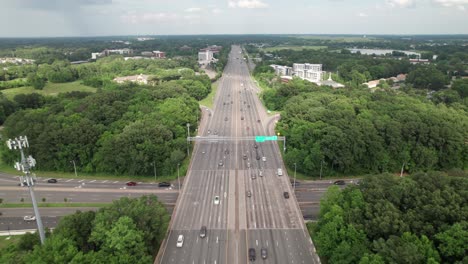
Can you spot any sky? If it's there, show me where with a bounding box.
[0,0,467,37]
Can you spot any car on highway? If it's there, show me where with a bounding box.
[176,235,184,248]
[261,248,268,259]
[251,174,256,179]
[243,154,247,160]
[23,215,36,221]
[126,181,137,186]
[225,149,230,154]
[256,155,260,160]
[246,190,251,197]
[249,248,256,261]
[214,196,220,205]
[262,157,266,162]
[218,160,223,166]
[225,117,228,121]
[334,180,346,185]
[283,192,290,199]
[241,116,244,120]
[200,226,207,238]
[257,119,261,123]
[253,144,258,149]
[277,168,283,176]
[47,178,57,183]
[207,129,211,134]
[259,170,263,177]
[247,162,251,168]
[158,182,171,187]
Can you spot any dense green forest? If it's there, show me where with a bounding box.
[0,196,169,264]
[311,172,468,264]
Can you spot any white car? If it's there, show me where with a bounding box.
[214,196,220,205]
[176,235,184,248]
[262,157,266,162]
[23,215,36,221]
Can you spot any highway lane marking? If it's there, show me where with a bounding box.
[66,179,73,182]
[78,180,84,183]
[101,180,108,183]
[89,180,96,183]
[113,181,119,183]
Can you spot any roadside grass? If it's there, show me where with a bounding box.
[263,45,327,52]
[2,81,97,99]
[0,235,22,250]
[0,152,190,183]
[199,82,218,109]
[0,203,109,208]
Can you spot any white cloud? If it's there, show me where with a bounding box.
[432,0,468,10]
[386,0,415,8]
[358,12,368,17]
[228,0,268,9]
[121,12,179,24]
[185,7,202,12]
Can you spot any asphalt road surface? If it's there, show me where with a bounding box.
[157,46,321,264]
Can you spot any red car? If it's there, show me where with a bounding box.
[126,181,137,186]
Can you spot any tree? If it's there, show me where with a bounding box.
[435,222,468,262]
[24,235,79,264]
[406,66,448,90]
[54,210,97,252]
[452,79,468,98]
[27,73,46,90]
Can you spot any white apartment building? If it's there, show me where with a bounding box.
[270,64,293,76]
[293,63,323,83]
[198,50,214,62]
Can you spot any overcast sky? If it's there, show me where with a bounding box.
[0,0,467,37]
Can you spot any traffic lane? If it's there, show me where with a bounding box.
[1,174,174,190]
[247,229,318,264]
[0,188,178,204]
[300,204,320,220]
[160,230,228,263]
[0,216,60,231]
[0,207,99,217]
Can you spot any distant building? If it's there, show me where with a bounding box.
[113,74,149,85]
[153,51,166,58]
[198,50,216,65]
[137,37,155,41]
[409,58,430,65]
[363,79,385,88]
[0,57,35,65]
[270,64,293,76]
[92,48,133,60]
[293,63,323,83]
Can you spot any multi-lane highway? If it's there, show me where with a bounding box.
[157,45,320,264]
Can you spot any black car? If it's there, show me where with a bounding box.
[253,144,258,149]
[283,192,290,199]
[256,155,260,160]
[334,180,346,185]
[47,178,57,183]
[200,226,207,238]
[249,248,256,261]
[158,182,171,187]
[243,154,248,160]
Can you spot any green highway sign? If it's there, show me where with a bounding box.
[255,136,278,142]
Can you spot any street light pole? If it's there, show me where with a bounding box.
[153,161,157,181]
[6,136,45,245]
[71,160,78,177]
[177,163,181,191]
[319,160,324,180]
[293,163,297,193]
[186,123,190,157]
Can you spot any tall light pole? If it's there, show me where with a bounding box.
[177,163,181,190]
[152,161,157,181]
[186,123,190,157]
[293,163,297,193]
[6,136,45,244]
[319,160,324,180]
[70,160,78,177]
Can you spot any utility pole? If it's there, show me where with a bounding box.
[400,162,405,177]
[177,163,181,191]
[70,160,78,177]
[153,161,157,181]
[319,160,324,180]
[6,136,45,244]
[186,123,190,157]
[293,163,297,193]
